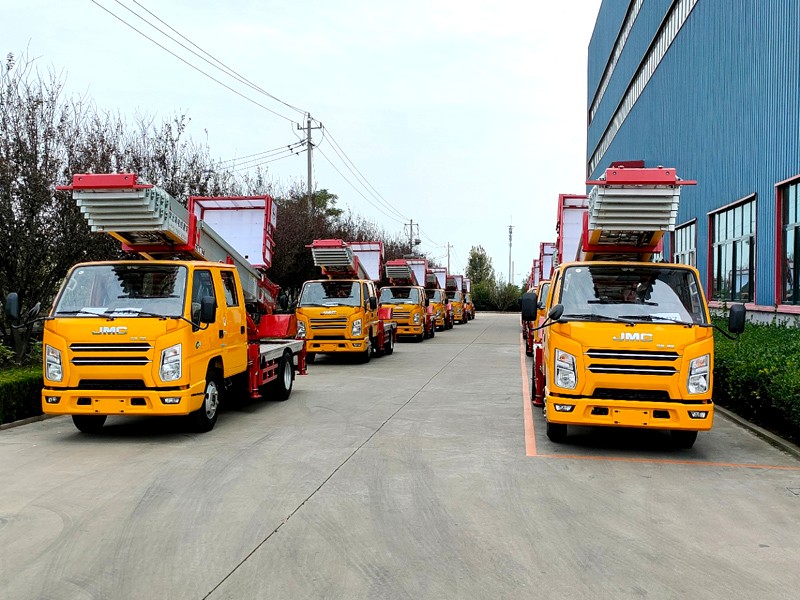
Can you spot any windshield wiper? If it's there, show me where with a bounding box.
[617,314,706,327]
[107,309,174,319]
[560,313,636,325]
[54,309,106,317]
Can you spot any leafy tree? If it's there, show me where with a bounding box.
[466,245,495,286]
[491,282,522,312]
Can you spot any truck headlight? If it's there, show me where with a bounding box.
[352,319,362,337]
[45,345,63,382]
[688,354,710,394]
[555,349,577,389]
[413,313,421,324]
[436,310,442,318]
[296,320,306,339]
[160,343,182,382]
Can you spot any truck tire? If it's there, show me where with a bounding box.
[429,325,435,338]
[384,332,395,355]
[306,352,316,364]
[191,369,221,432]
[670,430,698,449]
[546,421,567,443]
[269,351,294,401]
[72,415,107,433]
[358,338,372,363]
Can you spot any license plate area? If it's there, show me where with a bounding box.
[611,408,651,426]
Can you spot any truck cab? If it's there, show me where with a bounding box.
[295,239,396,363]
[446,289,466,324]
[379,285,432,341]
[425,288,452,330]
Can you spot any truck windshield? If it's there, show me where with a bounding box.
[53,264,187,317]
[299,281,361,307]
[426,289,443,303]
[380,287,419,304]
[557,265,707,324]
[446,291,462,302]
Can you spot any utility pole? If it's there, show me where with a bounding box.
[297,113,322,212]
[446,242,453,272]
[508,220,514,285]
[404,219,421,255]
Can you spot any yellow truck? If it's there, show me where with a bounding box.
[462,277,475,320]
[380,258,435,341]
[425,267,453,331]
[5,173,306,433]
[295,240,397,363]
[522,166,745,448]
[446,274,468,324]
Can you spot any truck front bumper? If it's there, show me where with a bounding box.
[42,381,206,417]
[395,324,423,336]
[305,338,368,354]
[544,396,714,431]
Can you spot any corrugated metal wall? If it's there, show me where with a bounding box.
[587,0,800,307]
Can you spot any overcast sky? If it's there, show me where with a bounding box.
[5,0,602,283]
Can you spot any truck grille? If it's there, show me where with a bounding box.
[310,317,347,330]
[77,379,146,390]
[588,364,677,376]
[591,388,673,402]
[586,349,678,361]
[586,347,678,376]
[69,342,152,366]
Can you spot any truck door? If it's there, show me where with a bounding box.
[363,281,377,337]
[219,269,248,376]
[190,268,220,381]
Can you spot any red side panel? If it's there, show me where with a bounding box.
[257,314,298,339]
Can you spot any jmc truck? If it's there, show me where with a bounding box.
[5,173,306,433]
[522,166,745,448]
[380,258,435,341]
[295,239,397,362]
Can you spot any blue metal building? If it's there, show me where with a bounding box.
[587,0,800,319]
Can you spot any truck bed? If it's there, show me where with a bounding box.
[258,339,304,361]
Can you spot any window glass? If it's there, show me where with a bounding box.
[781,181,800,304]
[220,271,239,307]
[711,198,755,302]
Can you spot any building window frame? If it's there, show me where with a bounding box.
[709,195,756,303]
[777,174,800,305]
[672,219,697,267]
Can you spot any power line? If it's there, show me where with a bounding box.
[315,146,406,225]
[227,147,307,174]
[321,127,408,221]
[129,0,307,117]
[90,0,299,123]
[217,141,306,169]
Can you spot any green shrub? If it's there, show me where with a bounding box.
[0,366,43,425]
[713,318,800,444]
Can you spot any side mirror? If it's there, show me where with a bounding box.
[369,296,378,310]
[728,303,746,334]
[548,304,564,321]
[200,296,217,323]
[5,292,20,320]
[521,292,538,321]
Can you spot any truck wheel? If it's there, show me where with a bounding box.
[306,352,316,364]
[270,351,294,401]
[384,332,395,355]
[546,421,567,443]
[429,325,435,338]
[191,370,221,432]
[359,338,372,363]
[72,415,107,433]
[670,430,698,449]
